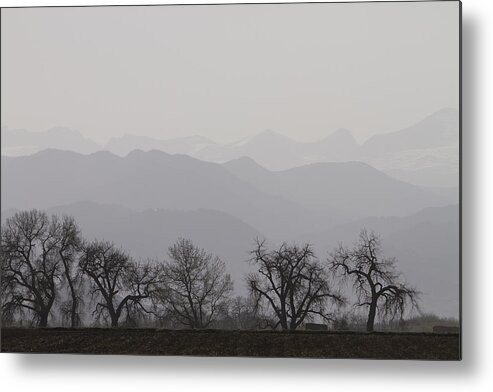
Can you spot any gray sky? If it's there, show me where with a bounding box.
[1,2,459,144]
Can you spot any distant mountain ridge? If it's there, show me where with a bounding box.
[2,148,456,241]
[1,109,460,318]
[361,108,459,154]
[1,108,459,187]
[105,134,216,157]
[1,149,322,240]
[224,157,457,217]
[359,108,459,187]
[1,126,101,156]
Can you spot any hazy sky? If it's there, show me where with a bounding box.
[1,2,459,144]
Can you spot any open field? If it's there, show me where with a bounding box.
[1,328,460,360]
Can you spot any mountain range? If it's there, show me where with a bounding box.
[1,126,100,156]
[0,108,460,317]
[1,149,456,240]
[1,108,459,187]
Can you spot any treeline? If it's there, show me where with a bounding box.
[1,210,419,332]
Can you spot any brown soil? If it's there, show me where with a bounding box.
[1,328,460,360]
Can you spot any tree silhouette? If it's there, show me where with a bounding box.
[162,238,233,329]
[247,239,343,330]
[1,211,64,327]
[79,240,161,327]
[328,229,420,332]
[56,215,84,327]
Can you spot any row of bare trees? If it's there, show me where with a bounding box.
[1,210,419,331]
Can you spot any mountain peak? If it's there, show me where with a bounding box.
[251,129,291,142]
[229,130,294,148]
[250,129,290,140]
[258,129,282,136]
[33,148,83,158]
[125,148,171,159]
[362,107,459,154]
[45,127,82,137]
[223,156,267,171]
[332,127,351,136]
[322,128,356,143]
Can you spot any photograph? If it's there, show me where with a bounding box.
[1,0,460,360]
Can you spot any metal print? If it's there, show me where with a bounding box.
[0,1,461,359]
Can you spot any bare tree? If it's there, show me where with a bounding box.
[328,229,420,332]
[247,239,343,330]
[121,261,164,326]
[79,240,162,327]
[226,295,263,330]
[1,211,62,327]
[162,238,233,329]
[56,215,84,327]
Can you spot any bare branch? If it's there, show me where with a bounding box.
[328,229,420,331]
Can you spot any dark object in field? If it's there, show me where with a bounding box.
[433,325,460,334]
[304,323,328,331]
[1,328,460,360]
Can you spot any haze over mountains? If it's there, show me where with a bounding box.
[1,126,100,156]
[1,147,459,317]
[1,149,456,236]
[0,108,460,317]
[1,108,459,187]
[105,134,216,157]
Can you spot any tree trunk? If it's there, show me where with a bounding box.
[70,298,78,328]
[111,316,119,328]
[67,275,79,328]
[110,309,119,327]
[38,312,49,327]
[280,317,288,330]
[279,305,288,330]
[61,258,79,328]
[366,301,377,332]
